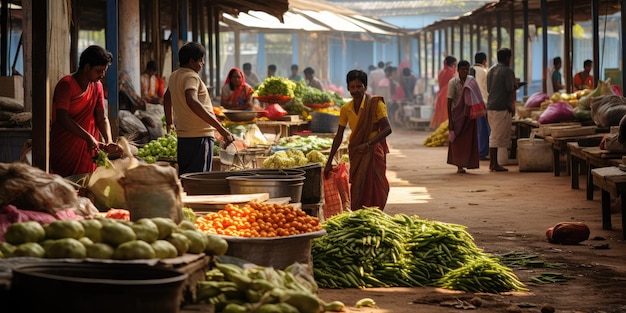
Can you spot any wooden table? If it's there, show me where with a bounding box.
[591,166,626,239]
[256,120,310,139]
[568,142,623,200]
[545,133,607,177]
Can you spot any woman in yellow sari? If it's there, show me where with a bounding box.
[324,70,392,211]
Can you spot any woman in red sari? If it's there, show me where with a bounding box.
[50,45,116,177]
[220,68,254,110]
[324,70,392,211]
[430,56,457,129]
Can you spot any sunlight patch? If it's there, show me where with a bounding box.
[387,186,431,204]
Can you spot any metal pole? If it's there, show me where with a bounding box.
[542,0,548,93]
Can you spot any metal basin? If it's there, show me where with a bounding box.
[222,109,264,122]
[227,175,305,202]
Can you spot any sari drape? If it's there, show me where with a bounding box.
[50,76,103,177]
[221,68,254,110]
[430,65,457,129]
[447,78,480,169]
[348,96,390,211]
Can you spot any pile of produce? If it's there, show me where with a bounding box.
[255,77,296,99]
[197,261,346,313]
[137,131,178,163]
[274,135,333,154]
[424,120,449,147]
[302,88,333,107]
[0,217,229,259]
[262,149,327,169]
[195,202,322,237]
[312,208,527,293]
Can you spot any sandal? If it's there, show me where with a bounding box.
[457,168,466,174]
[490,166,509,172]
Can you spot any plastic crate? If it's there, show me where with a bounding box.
[0,128,31,163]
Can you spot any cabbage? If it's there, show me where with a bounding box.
[538,101,575,124]
[525,92,549,108]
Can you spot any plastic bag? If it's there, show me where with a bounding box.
[244,124,269,146]
[524,92,549,108]
[322,162,350,219]
[323,169,342,219]
[263,103,287,120]
[86,137,138,210]
[538,101,575,124]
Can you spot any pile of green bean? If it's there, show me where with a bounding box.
[312,208,527,293]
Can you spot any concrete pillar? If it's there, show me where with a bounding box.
[119,0,140,88]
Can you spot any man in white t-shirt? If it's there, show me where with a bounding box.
[368,61,385,95]
[470,52,490,160]
[163,42,234,175]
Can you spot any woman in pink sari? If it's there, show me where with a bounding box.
[221,68,254,110]
[50,45,116,177]
[430,56,457,129]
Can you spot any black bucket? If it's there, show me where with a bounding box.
[10,263,188,313]
[180,171,251,195]
[294,163,323,204]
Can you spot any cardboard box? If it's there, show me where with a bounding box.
[0,76,24,102]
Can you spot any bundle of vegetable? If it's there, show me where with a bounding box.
[312,208,526,293]
[302,88,333,106]
[424,120,449,147]
[137,131,178,163]
[538,101,575,124]
[436,257,528,293]
[197,262,344,313]
[256,77,296,98]
[274,135,333,154]
[262,149,308,169]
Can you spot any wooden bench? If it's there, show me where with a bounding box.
[591,166,626,239]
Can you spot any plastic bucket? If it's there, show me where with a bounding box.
[10,263,188,313]
[227,175,305,202]
[517,138,553,172]
[420,105,433,119]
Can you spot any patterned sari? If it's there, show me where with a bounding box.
[348,96,390,211]
[50,75,104,177]
[221,68,254,110]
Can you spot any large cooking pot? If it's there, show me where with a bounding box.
[227,175,305,203]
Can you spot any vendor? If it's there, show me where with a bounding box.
[50,45,117,177]
[221,67,254,110]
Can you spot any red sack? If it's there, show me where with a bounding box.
[546,222,590,245]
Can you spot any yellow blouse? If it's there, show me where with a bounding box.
[339,96,388,140]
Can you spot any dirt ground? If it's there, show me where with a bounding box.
[316,127,626,313]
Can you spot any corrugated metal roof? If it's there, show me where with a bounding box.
[327,0,494,17]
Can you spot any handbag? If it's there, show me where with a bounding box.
[469,101,486,119]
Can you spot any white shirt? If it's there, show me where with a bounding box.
[472,63,489,102]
